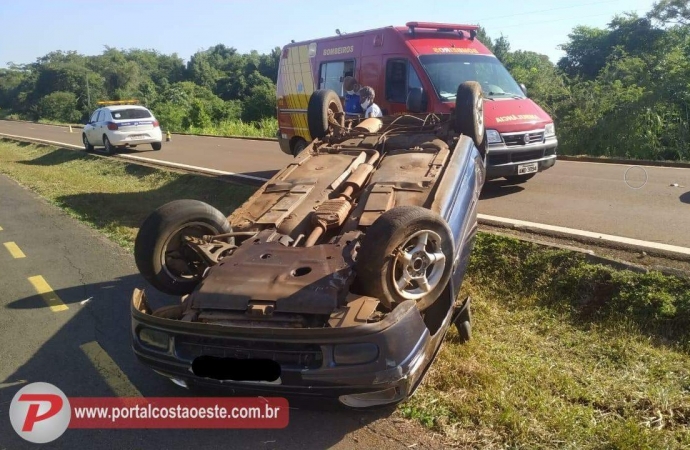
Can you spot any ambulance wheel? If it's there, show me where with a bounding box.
[454,81,485,148]
[308,89,344,139]
[292,138,307,156]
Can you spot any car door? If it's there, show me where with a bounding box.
[384,59,424,115]
[96,109,109,144]
[431,137,486,299]
[85,109,100,143]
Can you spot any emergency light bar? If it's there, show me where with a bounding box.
[406,22,479,39]
[96,99,139,105]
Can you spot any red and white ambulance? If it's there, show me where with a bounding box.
[276,22,557,183]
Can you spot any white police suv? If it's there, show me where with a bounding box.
[83,102,163,155]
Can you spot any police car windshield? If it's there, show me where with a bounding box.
[111,109,152,120]
[419,54,524,100]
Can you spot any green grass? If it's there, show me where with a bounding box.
[37,118,84,128]
[404,234,690,448]
[183,117,278,139]
[0,139,256,250]
[0,113,278,140]
[0,139,688,448]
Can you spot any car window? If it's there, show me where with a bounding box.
[110,109,152,120]
[319,60,355,95]
[386,59,423,103]
[90,110,100,123]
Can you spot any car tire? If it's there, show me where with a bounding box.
[152,142,162,151]
[134,200,232,296]
[355,206,454,312]
[454,81,485,149]
[292,138,307,156]
[103,135,115,155]
[307,89,344,140]
[82,134,94,152]
[504,173,536,184]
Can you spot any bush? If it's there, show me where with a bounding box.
[37,91,80,123]
[185,99,211,129]
[241,84,276,123]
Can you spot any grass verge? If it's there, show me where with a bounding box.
[2,115,278,139]
[404,233,690,448]
[0,140,688,448]
[0,139,256,250]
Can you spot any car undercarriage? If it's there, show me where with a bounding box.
[130,83,486,407]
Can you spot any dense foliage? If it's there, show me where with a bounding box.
[1,1,689,158]
[0,45,280,135]
[479,0,690,160]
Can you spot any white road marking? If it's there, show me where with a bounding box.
[117,153,270,182]
[0,132,270,182]
[0,132,83,150]
[558,159,690,171]
[3,131,689,256]
[478,214,690,257]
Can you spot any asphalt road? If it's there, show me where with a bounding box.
[0,174,441,450]
[2,120,689,248]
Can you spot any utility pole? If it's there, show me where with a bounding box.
[86,73,91,108]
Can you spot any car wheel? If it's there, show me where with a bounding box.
[103,135,115,155]
[134,200,232,295]
[307,89,344,140]
[454,81,485,149]
[355,206,454,312]
[292,138,307,156]
[82,134,94,152]
[504,173,536,184]
[151,142,162,151]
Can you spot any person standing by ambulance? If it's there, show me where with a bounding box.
[342,76,363,115]
[358,86,383,118]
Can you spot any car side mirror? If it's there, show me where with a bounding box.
[520,83,528,96]
[406,87,426,113]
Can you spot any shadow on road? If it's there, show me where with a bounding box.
[681,191,690,205]
[480,179,525,200]
[0,274,395,450]
[13,148,257,233]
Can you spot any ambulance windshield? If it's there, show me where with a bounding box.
[419,54,525,101]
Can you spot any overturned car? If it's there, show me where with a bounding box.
[130,82,487,408]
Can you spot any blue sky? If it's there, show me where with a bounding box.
[1,0,658,67]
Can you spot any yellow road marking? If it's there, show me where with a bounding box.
[0,226,3,231]
[80,341,142,397]
[4,242,26,259]
[27,276,69,312]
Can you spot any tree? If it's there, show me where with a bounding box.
[242,84,276,123]
[649,0,690,26]
[493,36,511,63]
[37,91,80,122]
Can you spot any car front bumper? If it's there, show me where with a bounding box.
[131,289,463,407]
[486,137,558,179]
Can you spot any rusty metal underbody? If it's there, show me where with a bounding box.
[161,117,458,328]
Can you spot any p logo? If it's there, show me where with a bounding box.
[9,382,71,443]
